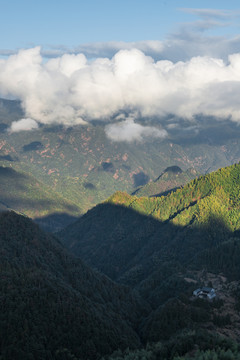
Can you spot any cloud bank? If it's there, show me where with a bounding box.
[1,46,240,139]
[9,118,39,133]
[105,117,168,142]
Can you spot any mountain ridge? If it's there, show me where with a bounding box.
[1,97,240,226]
[0,210,149,359]
[60,162,240,299]
[132,166,198,197]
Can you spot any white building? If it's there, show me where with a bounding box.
[193,287,216,300]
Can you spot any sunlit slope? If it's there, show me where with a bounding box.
[1,98,240,214]
[109,162,240,230]
[60,162,240,292]
[132,166,198,197]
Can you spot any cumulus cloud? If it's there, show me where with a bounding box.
[38,8,240,62]
[71,40,164,60]
[105,117,168,142]
[2,46,240,140]
[8,118,39,133]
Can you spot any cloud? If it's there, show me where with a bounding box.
[105,117,168,142]
[181,8,237,20]
[2,47,240,141]
[71,40,164,60]
[0,49,16,57]
[155,8,240,62]
[36,41,164,60]
[8,118,39,133]
[179,8,239,33]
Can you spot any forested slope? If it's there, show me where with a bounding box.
[59,162,240,356]
[0,165,80,231]
[132,166,198,197]
[0,211,147,360]
[61,162,240,287]
[3,161,240,359]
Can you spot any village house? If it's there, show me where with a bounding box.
[193,287,216,300]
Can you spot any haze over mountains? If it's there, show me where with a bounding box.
[1,97,240,231]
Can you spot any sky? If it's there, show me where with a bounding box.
[1,0,240,141]
[1,0,239,56]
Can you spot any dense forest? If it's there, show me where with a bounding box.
[59,162,240,356]
[2,162,240,359]
[60,162,240,287]
[0,211,148,359]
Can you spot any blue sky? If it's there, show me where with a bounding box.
[1,0,239,52]
[1,0,240,140]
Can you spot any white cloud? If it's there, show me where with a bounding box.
[180,8,237,20]
[41,40,164,60]
[105,117,168,142]
[2,47,240,140]
[9,118,39,133]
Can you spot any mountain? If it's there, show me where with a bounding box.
[102,332,240,360]
[2,98,240,226]
[3,164,240,359]
[0,165,80,231]
[60,162,240,343]
[0,211,149,360]
[132,166,198,197]
[60,162,240,286]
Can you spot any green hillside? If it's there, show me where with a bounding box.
[3,161,240,359]
[103,332,240,360]
[106,161,240,232]
[58,162,240,356]
[132,166,198,197]
[1,98,240,216]
[61,162,240,282]
[0,211,147,360]
[0,164,81,231]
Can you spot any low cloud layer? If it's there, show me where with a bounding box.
[105,117,168,142]
[1,46,240,140]
[9,118,39,133]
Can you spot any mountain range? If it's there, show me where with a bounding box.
[59,162,240,347]
[2,98,240,230]
[2,97,240,359]
[2,158,240,358]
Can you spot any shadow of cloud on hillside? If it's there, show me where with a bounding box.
[0,166,26,178]
[133,172,150,187]
[22,141,44,152]
[34,212,80,233]
[83,182,96,190]
[59,202,234,291]
[0,154,18,161]
[1,195,80,213]
[0,123,8,132]
[0,189,81,233]
[57,201,240,343]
